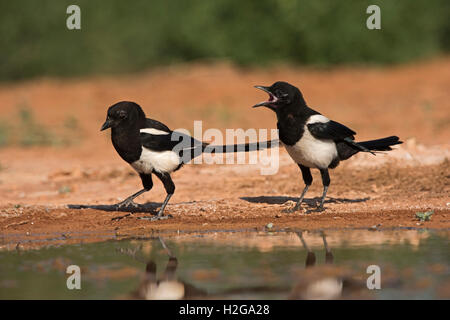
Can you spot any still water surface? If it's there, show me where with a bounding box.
[0,229,448,299]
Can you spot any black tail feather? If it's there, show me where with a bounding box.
[358,136,402,151]
[202,139,279,154]
[337,136,402,160]
[177,139,279,164]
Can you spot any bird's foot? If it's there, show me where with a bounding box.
[138,214,173,221]
[110,199,140,220]
[282,206,302,213]
[316,202,326,212]
[116,198,140,209]
[281,203,302,213]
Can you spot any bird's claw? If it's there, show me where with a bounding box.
[282,199,305,213]
[116,198,140,209]
[282,206,301,213]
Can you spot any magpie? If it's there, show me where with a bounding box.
[253,81,402,212]
[101,101,275,221]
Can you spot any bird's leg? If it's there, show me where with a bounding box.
[284,185,309,213]
[162,255,178,281]
[296,231,316,268]
[116,188,148,208]
[317,169,330,211]
[115,174,153,209]
[284,164,312,213]
[144,261,157,282]
[111,174,154,221]
[148,193,173,221]
[321,231,334,264]
[157,237,178,281]
[111,188,148,221]
[139,172,174,221]
[159,236,174,258]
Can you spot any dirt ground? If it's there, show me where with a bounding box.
[0,58,449,248]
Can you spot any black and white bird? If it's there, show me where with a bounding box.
[253,81,402,212]
[101,101,274,220]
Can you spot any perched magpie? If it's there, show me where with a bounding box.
[101,101,274,220]
[253,81,402,212]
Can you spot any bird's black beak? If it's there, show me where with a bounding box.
[100,118,112,131]
[252,86,278,108]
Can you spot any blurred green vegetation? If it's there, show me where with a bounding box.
[18,106,55,146]
[0,104,82,147]
[0,0,449,81]
[0,121,10,147]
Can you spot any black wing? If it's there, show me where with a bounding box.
[140,132,178,152]
[141,117,206,161]
[144,118,171,132]
[140,131,205,163]
[307,120,356,141]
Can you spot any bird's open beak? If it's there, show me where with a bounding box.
[100,118,112,131]
[252,86,278,108]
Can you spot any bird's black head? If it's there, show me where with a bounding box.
[100,101,146,131]
[252,81,305,111]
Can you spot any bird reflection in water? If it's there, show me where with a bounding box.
[122,233,368,300]
[289,231,345,300]
[126,237,207,300]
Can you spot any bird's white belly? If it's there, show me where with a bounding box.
[285,130,337,169]
[131,147,181,174]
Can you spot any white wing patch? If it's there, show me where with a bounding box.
[140,128,170,135]
[284,114,337,169]
[131,147,181,174]
[307,114,329,124]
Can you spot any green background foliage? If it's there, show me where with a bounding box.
[1,0,449,81]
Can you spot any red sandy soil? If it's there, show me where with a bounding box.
[0,58,449,248]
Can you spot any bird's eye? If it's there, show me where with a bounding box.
[277,91,290,103]
[118,110,127,119]
[275,90,287,98]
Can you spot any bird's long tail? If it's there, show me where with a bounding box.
[357,136,402,152]
[338,136,402,160]
[202,139,279,154]
[177,139,279,164]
